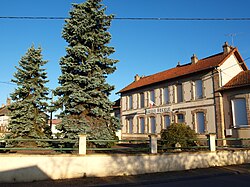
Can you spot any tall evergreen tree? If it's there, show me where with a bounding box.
[55,0,119,142]
[8,45,50,142]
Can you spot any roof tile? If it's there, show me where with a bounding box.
[119,49,236,93]
[222,70,250,89]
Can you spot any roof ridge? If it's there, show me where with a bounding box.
[119,48,240,93]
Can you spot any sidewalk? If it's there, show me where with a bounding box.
[1,164,250,187]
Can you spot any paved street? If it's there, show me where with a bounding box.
[1,164,250,187]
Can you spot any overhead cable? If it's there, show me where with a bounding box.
[1,16,250,21]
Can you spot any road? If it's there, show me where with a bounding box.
[1,164,250,187]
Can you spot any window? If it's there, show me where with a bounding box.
[163,115,171,129]
[150,90,155,103]
[164,87,169,104]
[139,117,145,133]
[195,80,203,99]
[150,117,156,134]
[176,84,183,103]
[129,95,133,110]
[177,114,184,123]
[196,112,205,133]
[127,118,133,133]
[231,98,248,127]
[140,93,145,108]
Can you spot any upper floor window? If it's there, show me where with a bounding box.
[150,90,155,103]
[231,98,248,127]
[195,80,203,99]
[164,87,169,104]
[149,90,155,107]
[140,92,145,108]
[129,95,133,110]
[176,84,183,103]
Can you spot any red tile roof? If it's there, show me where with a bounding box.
[119,48,245,93]
[220,70,250,90]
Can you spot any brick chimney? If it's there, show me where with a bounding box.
[6,98,11,106]
[191,54,198,64]
[134,74,140,81]
[223,42,231,54]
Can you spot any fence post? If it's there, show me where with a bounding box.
[149,134,158,154]
[207,133,216,152]
[78,134,87,155]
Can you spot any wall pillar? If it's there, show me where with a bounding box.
[78,134,87,155]
[149,134,158,154]
[207,133,216,152]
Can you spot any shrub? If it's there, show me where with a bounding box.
[160,123,197,148]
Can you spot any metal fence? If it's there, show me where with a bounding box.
[0,136,250,154]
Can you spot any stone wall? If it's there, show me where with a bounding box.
[0,149,250,183]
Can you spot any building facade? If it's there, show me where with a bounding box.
[219,70,250,141]
[118,43,248,140]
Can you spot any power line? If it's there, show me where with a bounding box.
[0,81,16,86]
[1,16,250,21]
[115,17,250,21]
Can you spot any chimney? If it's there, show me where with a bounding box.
[6,98,11,106]
[223,42,231,54]
[134,74,140,81]
[191,54,198,64]
[176,61,181,67]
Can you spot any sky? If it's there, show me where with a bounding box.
[1,0,250,107]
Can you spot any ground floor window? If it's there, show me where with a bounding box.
[231,98,248,127]
[127,118,133,133]
[139,117,145,133]
[176,113,185,124]
[150,116,156,134]
[196,112,205,133]
[163,115,171,129]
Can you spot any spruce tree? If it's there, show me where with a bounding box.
[55,0,119,143]
[8,45,50,144]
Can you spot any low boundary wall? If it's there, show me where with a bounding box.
[1,149,250,183]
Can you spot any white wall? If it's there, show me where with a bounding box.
[1,150,250,183]
[219,55,243,87]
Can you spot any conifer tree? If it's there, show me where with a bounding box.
[8,45,50,143]
[55,0,119,142]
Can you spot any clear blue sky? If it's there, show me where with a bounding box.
[1,0,250,106]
